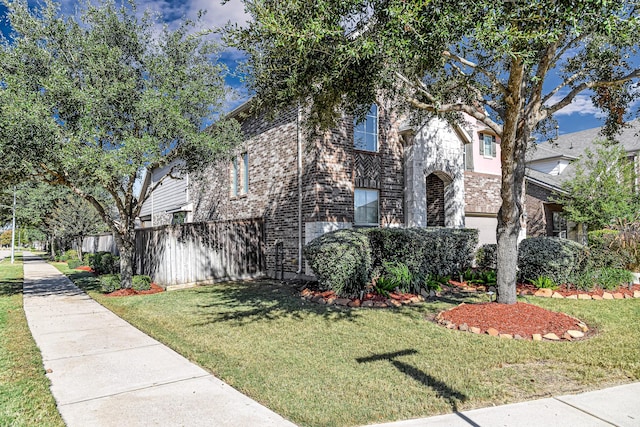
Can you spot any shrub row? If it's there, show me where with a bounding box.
[304,227,478,297]
[99,274,152,293]
[517,237,588,285]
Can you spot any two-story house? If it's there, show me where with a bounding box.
[139,101,503,279]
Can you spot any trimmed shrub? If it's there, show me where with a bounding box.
[416,228,478,277]
[132,275,152,291]
[367,227,478,279]
[86,252,120,275]
[518,237,588,285]
[100,274,121,293]
[476,244,497,270]
[366,228,425,275]
[587,229,628,269]
[304,229,372,297]
[67,259,83,269]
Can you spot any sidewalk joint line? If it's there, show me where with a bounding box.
[56,373,212,406]
[43,343,162,362]
[553,397,619,426]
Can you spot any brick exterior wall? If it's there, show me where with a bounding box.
[426,173,445,226]
[187,104,404,278]
[464,171,502,214]
[525,181,561,237]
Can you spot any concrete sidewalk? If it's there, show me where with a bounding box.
[22,253,639,427]
[22,253,297,427]
[364,382,640,426]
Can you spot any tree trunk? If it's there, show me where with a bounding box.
[114,230,135,289]
[496,58,527,304]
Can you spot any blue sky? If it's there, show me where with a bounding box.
[0,1,636,136]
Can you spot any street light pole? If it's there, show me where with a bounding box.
[10,187,16,264]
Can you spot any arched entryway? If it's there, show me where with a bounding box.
[426,172,448,227]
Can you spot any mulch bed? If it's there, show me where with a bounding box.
[516,282,640,298]
[105,283,164,297]
[437,302,586,339]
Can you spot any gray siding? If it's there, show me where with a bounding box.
[139,160,188,218]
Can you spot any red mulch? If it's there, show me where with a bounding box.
[439,302,583,339]
[75,266,94,272]
[105,283,164,297]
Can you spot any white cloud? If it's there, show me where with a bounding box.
[546,92,606,118]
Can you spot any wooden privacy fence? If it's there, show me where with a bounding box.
[134,219,266,287]
[81,233,120,255]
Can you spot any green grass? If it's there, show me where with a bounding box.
[0,255,64,427]
[55,262,640,427]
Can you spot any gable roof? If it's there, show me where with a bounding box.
[525,120,640,192]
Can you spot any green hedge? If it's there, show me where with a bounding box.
[304,227,478,296]
[303,229,372,297]
[132,275,152,291]
[416,228,478,277]
[99,274,121,293]
[67,259,83,269]
[85,252,120,275]
[518,237,588,285]
[476,244,497,270]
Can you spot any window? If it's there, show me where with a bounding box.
[231,157,239,197]
[230,152,249,197]
[354,189,379,225]
[171,211,186,225]
[354,104,378,152]
[479,133,496,158]
[552,211,567,238]
[242,152,249,194]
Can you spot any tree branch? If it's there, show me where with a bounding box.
[442,51,507,96]
[545,68,640,116]
[408,97,503,136]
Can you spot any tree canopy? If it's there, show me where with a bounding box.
[0,0,241,287]
[228,0,640,303]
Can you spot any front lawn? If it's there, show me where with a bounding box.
[0,256,64,427]
[55,263,640,427]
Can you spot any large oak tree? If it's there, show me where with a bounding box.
[227,0,640,303]
[0,0,241,288]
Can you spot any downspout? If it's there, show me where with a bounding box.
[296,104,304,275]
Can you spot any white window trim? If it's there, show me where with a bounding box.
[354,104,379,153]
[354,188,380,226]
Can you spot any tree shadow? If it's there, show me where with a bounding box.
[356,349,468,413]
[189,280,362,326]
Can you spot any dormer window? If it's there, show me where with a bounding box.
[354,104,378,152]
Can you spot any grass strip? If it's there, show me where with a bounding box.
[0,255,64,427]
[55,262,640,427]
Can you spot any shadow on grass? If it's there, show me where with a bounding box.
[191,280,363,326]
[357,349,469,413]
[0,254,23,296]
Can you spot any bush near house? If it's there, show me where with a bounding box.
[476,243,497,270]
[100,274,152,293]
[518,237,588,285]
[305,227,478,297]
[303,229,372,297]
[85,252,120,275]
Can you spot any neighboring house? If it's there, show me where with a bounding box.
[525,120,640,242]
[139,101,503,279]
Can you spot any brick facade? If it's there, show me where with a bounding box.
[464,171,502,214]
[525,181,561,237]
[187,105,404,278]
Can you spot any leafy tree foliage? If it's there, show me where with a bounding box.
[555,144,640,230]
[46,195,109,260]
[0,0,241,287]
[227,0,640,303]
